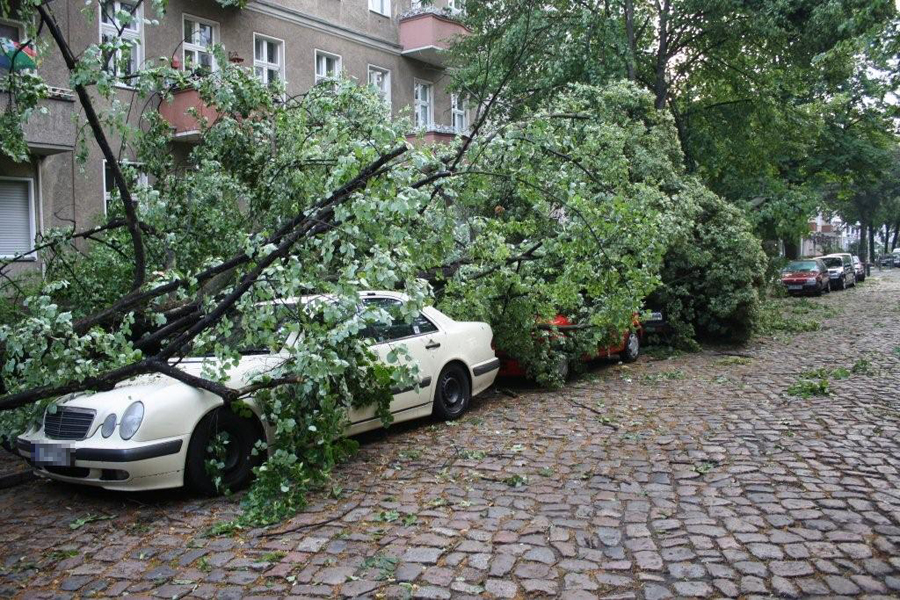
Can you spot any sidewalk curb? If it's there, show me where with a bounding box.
[0,469,34,490]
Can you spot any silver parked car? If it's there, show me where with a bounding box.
[819,254,856,290]
[851,255,866,282]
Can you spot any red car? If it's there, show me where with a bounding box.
[497,314,642,379]
[781,258,830,296]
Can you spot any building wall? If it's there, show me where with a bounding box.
[2,0,462,275]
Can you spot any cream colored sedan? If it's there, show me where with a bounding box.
[17,292,499,493]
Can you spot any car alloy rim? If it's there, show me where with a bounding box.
[628,334,639,356]
[442,375,462,408]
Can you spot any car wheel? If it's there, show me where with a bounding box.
[432,363,471,421]
[836,279,844,290]
[814,283,823,297]
[185,407,262,496]
[621,332,640,363]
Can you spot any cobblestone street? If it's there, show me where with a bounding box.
[2,271,899,600]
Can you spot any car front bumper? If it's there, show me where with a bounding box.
[17,433,189,491]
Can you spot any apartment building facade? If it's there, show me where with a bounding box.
[0,0,468,275]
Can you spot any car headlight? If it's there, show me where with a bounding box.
[101,413,117,438]
[119,402,144,440]
[805,277,817,284]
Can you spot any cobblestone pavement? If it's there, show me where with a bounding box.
[2,271,900,600]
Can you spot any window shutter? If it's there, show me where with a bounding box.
[0,180,33,257]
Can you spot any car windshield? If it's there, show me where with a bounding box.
[785,261,817,272]
[821,257,843,268]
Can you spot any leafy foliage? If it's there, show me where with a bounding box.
[648,184,767,348]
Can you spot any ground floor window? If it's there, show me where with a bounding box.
[0,178,35,259]
[103,161,148,214]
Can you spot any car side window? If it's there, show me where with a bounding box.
[361,299,440,342]
[412,314,438,335]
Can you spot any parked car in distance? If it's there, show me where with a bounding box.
[851,256,866,282]
[497,314,642,380]
[17,292,500,494]
[780,258,831,296]
[879,253,896,268]
[819,254,856,290]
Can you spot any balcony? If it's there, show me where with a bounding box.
[399,7,468,67]
[406,124,465,145]
[158,88,219,143]
[0,87,77,156]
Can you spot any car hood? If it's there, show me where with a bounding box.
[782,272,815,278]
[58,355,284,412]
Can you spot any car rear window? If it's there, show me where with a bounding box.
[821,257,843,268]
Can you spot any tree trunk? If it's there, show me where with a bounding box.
[868,224,875,264]
[783,238,800,260]
[885,224,890,254]
[653,0,670,110]
[892,220,899,250]
[624,0,637,81]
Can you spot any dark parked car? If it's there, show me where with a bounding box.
[781,259,830,296]
[880,254,896,268]
[819,255,855,290]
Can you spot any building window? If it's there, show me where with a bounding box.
[447,0,464,13]
[103,161,148,214]
[451,94,467,133]
[414,80,433,129]
[183,15,218,73]
[0,21,20,40]
[253,34,284,86]
[369,0,390,16]
[367,65,391,105]
[0,178,35,259]
[315,50,341,84]
[99,0,142,80]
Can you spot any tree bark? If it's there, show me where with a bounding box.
[624,0,637,81]
[892,220,899,251]
[653,0,670,110]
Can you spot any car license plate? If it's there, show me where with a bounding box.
[648,311,663,322]
[32,443,73,466]
[788,285,802,290]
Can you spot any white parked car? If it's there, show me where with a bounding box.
[17,292,499,493]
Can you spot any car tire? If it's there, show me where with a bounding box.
[835,279,844,290]
[432,363,471,421]
[185,407,262,496]
[621,332,640,363]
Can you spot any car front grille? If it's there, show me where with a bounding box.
[43,406,95,440]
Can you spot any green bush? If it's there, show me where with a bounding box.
[648,182,767,348]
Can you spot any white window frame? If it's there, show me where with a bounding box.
[182,14,219,73]
[451,93,467,133]
[369,0,390,16]
[252,33,285,87]
[414,79,434,129]
[0,176,36,260]
[102,160,148,215]
[367,64,391,106]
[98,0,143,84]
[314,49,342,84]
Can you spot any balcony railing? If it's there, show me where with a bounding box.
[399,7,468,67]
[158,88,219,142]
[406,124,465,145]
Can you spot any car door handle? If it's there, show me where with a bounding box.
[425,341,441,350]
